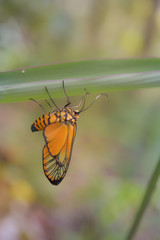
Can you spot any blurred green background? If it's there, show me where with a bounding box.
[0,0,160,239]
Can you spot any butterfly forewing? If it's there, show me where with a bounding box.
[42,123,77,185]
[43,123,68,157]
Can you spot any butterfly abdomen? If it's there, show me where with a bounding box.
[31,111,61,132]
[31,113,50,132]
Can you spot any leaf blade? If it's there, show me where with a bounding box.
[1,58,160,103]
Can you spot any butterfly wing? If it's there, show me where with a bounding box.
[42,123,77,185]
[43,122,68,157]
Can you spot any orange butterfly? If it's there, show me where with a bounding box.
[31,81,107,185]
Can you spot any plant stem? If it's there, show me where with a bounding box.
[126,157,160,240]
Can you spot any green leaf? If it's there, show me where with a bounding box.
[1,58,160,103]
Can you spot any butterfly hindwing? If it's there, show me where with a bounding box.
[42,123,77,185]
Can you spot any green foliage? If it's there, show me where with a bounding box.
[1,58,160,103]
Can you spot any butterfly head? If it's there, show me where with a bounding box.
[73,109,79,119]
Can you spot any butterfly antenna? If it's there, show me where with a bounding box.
[79,93,108,113]
[63,81,71,107]
[45,99,54,111]
[69,88,90,109]
[78,91,90,112]
[45,87,60,110]
[30,98,47,114]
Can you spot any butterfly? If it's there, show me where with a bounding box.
[31,81,107,185]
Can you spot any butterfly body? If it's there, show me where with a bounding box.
[31,107,79,132]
